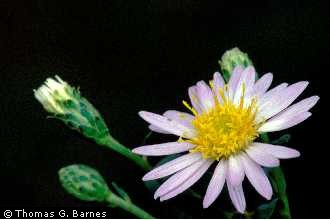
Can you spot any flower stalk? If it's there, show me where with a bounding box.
[106,192,154,219]
[97,135,151,171]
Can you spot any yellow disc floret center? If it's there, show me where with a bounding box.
[188,86,261,160]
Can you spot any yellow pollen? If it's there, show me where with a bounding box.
[185,84,262,160]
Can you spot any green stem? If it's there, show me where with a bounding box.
[98,135,151,171]
[260,133,292,218]
[280,195,291,218]
[106,193,154,219]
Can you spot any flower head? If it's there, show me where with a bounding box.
[34,76,109,142]
[34,76,71,114]
[133,66,319,213]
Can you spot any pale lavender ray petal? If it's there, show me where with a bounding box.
[233,66,256,105]
[270,95,319,119]
[160,159,213,201]
[252,142,300,159]
[163,110,195,129]
[227,182,246,214]
[203,160,227,208]
[139,111,195,138]
[228,66,244,99]
[252,73,273,97]
[259,111,312,132]
[258,83,288,107]
[213,72,225,103]
[133,142,194,156]
[257,81,309,121]
[242,66,257,89]
[142,153,202,181]
[227,155,245,186]
[188,86,203,113]
[148,124,170,134]
[245,144,280,167]
[240,153,273,200]
[259,95,319,132]
[196,81,215,111]
[154,159,205,199]
[244,72,273,105]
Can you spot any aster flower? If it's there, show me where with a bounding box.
[133,66,319,213]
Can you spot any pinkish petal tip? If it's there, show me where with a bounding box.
[138,111,147,118]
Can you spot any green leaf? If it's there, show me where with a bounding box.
[256,198,278,219]
[223,211,235,219]
[111,182,131,202]
[141,131,153,145]
[156,154,181,167]
[271,134,291,145]
[269,167,286,196]
[144,180,159,193]
[268,167,291,218]
[260,133,270,143]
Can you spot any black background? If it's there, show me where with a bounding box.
[0,0,327,218]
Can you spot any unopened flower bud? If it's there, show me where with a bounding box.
[34,76,109,141]
[58,164,111,202]
[219,47,253,81]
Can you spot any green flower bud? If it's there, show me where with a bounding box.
[219,47,253,81]
[58,164,111,202]
[34,76,109,141]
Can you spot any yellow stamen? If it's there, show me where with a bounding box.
[182,100,198,116]
[218,87,227,104]
[209,80,214,90]
[188,84,262,160]
[177,136,184,143]
[239,83,246,109]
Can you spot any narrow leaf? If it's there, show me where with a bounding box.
[256,198,278,218]
[111,182,131,202]
[271,134,291,145]
[268,167,291,218]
